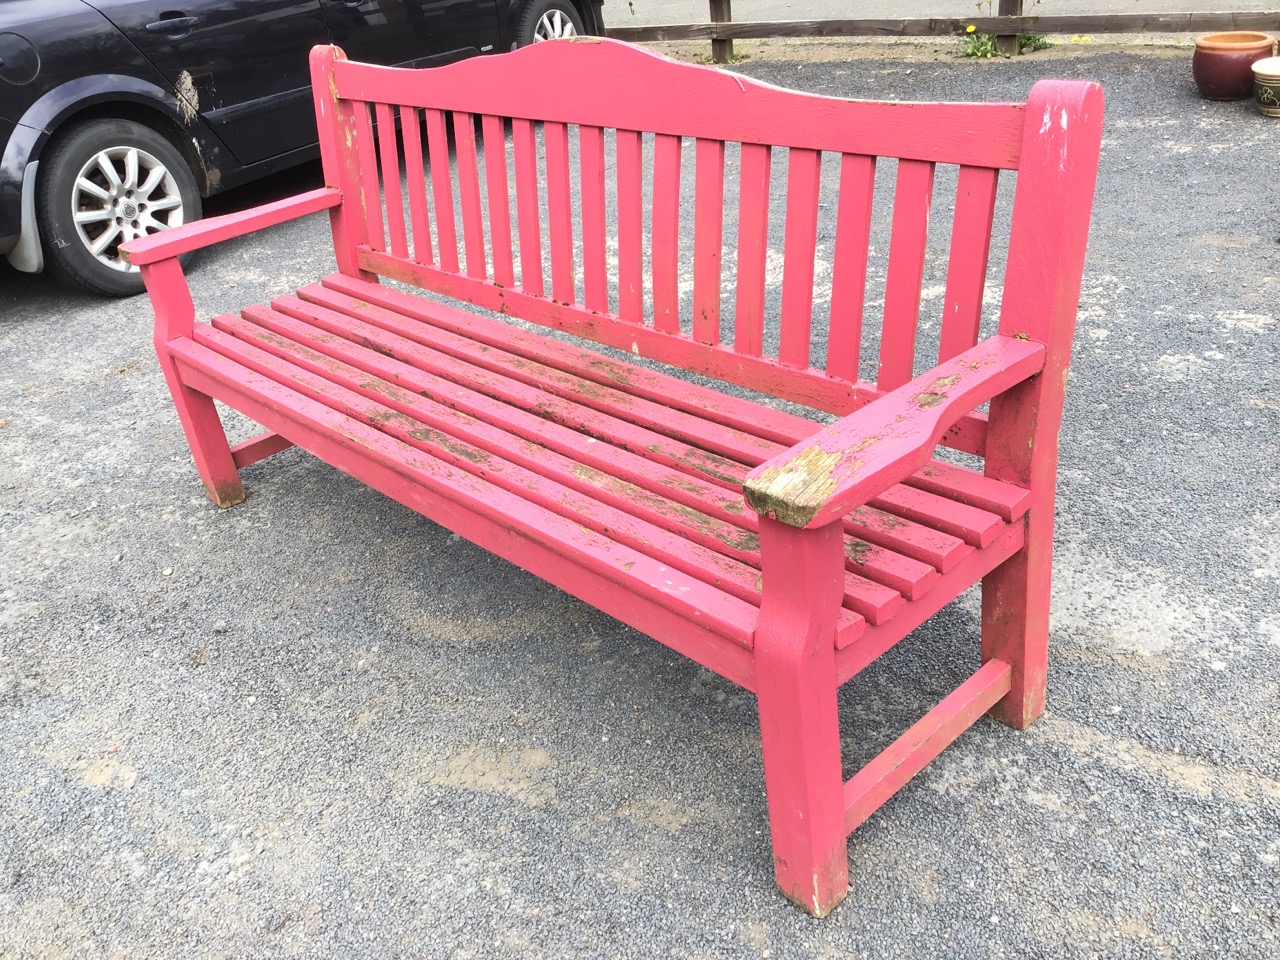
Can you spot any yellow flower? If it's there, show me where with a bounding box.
[966,24,976,33]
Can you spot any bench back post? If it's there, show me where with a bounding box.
[986,79,1104,494]
[310,45,376,281]
[980,78,1103,729]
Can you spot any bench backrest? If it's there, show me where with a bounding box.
[309,39,1102,460]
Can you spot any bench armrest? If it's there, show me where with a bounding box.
[743,336,1047,528]
[120,187,342,267]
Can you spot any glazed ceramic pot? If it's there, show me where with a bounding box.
[1253,56,1280,116]
[1193,31,1276,101]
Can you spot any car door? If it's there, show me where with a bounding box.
[321,0,502,69]
[86,1,332,167]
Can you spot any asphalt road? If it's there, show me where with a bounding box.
[2,43,1278,959]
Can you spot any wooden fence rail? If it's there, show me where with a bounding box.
[607,10,1280,63]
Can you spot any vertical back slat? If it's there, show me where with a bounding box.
[356,102,385,252]
[779,147,822,369]
[400,106,433,265]
[939,165,999,363]
[424,108,459,273]
[452,112,487,279]
[579,125,608,313]
[374,103,408,259]
[481,114,514,287]
[826,154,876,382]
[616,129,644,323]
[734,143,772,357]
[877,159,936,391]
[512,117,542,295]
[651,134,682,334]
[544,121,575,303]
[693,138,725,345]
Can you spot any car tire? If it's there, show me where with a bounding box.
[516,0,584,45]
[38,119,201,298]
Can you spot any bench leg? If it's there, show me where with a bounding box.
[158,359,245,509]
[754,519,848,917]
[980,528,1050,730]
[141,258,245,509]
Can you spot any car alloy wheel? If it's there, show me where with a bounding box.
[71,145,185,273]
[37,118,201,297]
[533,8,578,41]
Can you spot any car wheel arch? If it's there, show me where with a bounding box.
[46,101,211,196]
[12,78,214,196]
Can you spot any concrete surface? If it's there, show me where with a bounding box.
[1,42,1278,959]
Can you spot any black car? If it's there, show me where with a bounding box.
[0,0,603,296]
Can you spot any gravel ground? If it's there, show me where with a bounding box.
[2,43,1278,959]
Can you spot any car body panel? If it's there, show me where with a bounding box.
[0,116,17,253]
[87,0,332,166]
[322,0,502,67]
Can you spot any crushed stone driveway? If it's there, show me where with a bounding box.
[1,43,1278,959]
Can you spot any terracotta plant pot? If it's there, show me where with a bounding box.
[1193,31,1276,101]
[1253,56,1280,116]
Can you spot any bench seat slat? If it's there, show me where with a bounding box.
[214,307,906,625]
[299,286,781,465]
[167,338,761,681]
[316,276,1000,520]
[904,458,1030,522]
[303,278,995,573]
[295,289,1009,552]
[256,299,940,603]
[200,321,777,608]
[868,484,1004,549]
[320,273,819,444]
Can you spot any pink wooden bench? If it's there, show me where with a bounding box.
[123,39,1103,916]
